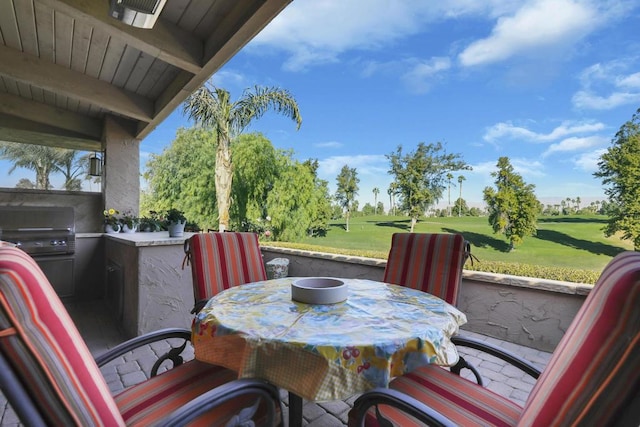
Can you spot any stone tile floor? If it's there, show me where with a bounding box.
[1,299,552,426]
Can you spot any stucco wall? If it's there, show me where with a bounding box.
[0,188,103,232]
[106,234,194,338]
[262,246,591,353]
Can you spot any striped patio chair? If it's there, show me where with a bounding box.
[184,232,267,314]
[383,232,485,382]
[383,232,469,306]
[349,250,640,426]
[0,246,281,426]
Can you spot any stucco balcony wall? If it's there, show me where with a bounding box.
[261,246,592,353]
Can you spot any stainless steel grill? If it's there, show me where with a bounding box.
[0,206,76,297]
[0,206,75,255]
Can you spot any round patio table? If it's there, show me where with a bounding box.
[192,277,467,426]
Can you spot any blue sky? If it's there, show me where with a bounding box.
[5,1,640,210]
[140,0,640,209]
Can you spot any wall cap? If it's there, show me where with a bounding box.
[261,245,593,296]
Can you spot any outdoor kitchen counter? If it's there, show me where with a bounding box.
[104,232,196,338]
[100,231,196,246]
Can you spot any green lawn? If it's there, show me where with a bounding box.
[289,214,633,275]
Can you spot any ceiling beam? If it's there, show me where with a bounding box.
[0,45,153,123]
[136,0,293,139]
[36,0,203,74]
[0,113,101,151]
[0,92,102,140]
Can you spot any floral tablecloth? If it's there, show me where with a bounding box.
[192,277,467,401]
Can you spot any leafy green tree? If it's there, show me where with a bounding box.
[15,178,35,189]
[231,133,279,229]
[183,84,302,232]
[594,108,640,250]
[376,201,384,215]
[266,155,323,241]
[362,203,375,216]
[468,207,483,217]
[301,159,332,237]
[335,165,359,232]
[452,197,468,217]
[143,127,218,230]
[483,157,539,251]
[387,142,470,232]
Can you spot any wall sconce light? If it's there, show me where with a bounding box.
[89,152,103,176]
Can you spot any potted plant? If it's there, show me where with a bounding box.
[120,210,139,233]
[103,208,121,233]
[164,208,187,237]
[139,211,163,232]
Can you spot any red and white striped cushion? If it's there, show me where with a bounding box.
[188,232,267,303]
[374,364,522,426]
[0,246,124,425]
[518,250,640,426]
[115,360,264,426]
[383,233,466,305]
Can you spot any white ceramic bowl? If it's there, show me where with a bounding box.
[291,277,348,304]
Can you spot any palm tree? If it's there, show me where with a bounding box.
[457,175,466,217]
[183,84,302,231]
[446,173,454,217]
[372,187,380,215]
[388,182,397,216]
[0,142,68,189]
[54,149,85,191]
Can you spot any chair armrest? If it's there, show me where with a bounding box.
[349,388,456,427]
[95,328,191,367]
[156,378,282,427]
[453,335,541,379]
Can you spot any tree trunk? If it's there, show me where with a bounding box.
[410,216,417,232]
[215,143,233,232]
[345,210,350,232]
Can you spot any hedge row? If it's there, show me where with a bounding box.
[264,242,600,284]
[463,260,599,285]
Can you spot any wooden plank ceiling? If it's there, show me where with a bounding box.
[0,0,291,151]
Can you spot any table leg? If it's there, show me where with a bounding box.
[288,391,303,427]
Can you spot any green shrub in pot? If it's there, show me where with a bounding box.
[164,208,187,237]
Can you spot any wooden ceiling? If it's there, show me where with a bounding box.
[0,0,292,151]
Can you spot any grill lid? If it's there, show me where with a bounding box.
[0,206,75,255]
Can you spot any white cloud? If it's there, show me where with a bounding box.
[618,72,640,88]
[542,135,608,157]
[572,60,640,110]
[458,0,597,67]
[484,121,605,143]
[318,154,387,177]
[574,148,607,172]
[248,1,530,71]
[510,158,546,177]
[572,90,640,110]
[401,57,452,93]
[209,70,247,88]
[314,141,343,149]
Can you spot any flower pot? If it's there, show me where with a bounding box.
[122,224,138,233]
[167,221,185,237]
[105,224,121,234]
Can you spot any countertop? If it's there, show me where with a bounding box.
[77,231,195,247]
